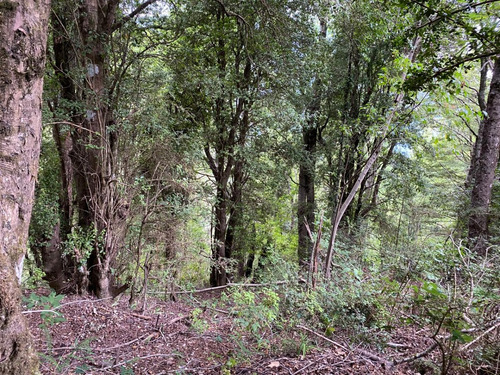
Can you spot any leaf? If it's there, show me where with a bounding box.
[268,361,280,368]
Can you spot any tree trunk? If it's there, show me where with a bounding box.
[468,57,500,255]
[0,0,50,371]
[297,21,327,265]
[210,184,228,286]
[465,59,489,194]
[297,125,317,264]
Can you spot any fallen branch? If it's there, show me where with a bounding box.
[296,324,350,352]
[167,314,190,325]
[130,312,152,320]
[297,324,393,368]
[171,281,288,295]
[100,353,181,371]
[460,319,500,352]
[95,332,158,352]
[386,342,411,349]
[392,342,439,365]
[22,297,114,315]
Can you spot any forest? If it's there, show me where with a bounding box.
[0,0,499,374]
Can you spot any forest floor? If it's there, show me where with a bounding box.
[26,288,442,374]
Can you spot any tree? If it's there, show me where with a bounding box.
[297,16,326,265]
[38,0,160,298]
[0,0,51,372]
[395,0,500,254]
[468,57,500,254]
[168,0,303,286]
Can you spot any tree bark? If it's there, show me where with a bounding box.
[297,124,318,264]
[465,58,489,191]
[0,0,50,371]
[468,57,500,255]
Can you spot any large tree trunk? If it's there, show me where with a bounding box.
[0,0,50,372]
[468,58,500,255]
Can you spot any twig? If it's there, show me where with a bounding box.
[171,281,288,295]
[23,297,113,315]
[386,342,410,349]
[95,332,157,352]
[460,319,500,352]
[130,312,152,320]
[292,355,328,375]
[393,342,439,365]
[100,353,180,371]
[297,325,393,368]
[296,325,349,352]
[167,314,190,325]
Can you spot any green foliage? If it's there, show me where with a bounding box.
[24,292,66,355]
[29,127,61,250]
[39,338,97,374]
[63,226,104,267]
[22,265,46,289]
[24,292,66,330]
[190,308,209,333]
[226,288,280,339]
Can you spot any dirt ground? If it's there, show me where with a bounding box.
[25,289,445,374]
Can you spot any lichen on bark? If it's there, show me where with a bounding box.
[0,0,51,372]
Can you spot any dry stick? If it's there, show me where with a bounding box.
[100,353,180,371]
[460,319,500,352]
[95,333,156,352]
[291,354,329,375]
[296,325,350,352]
[130,312,152,320]
[323,36,422,278]
[22,297,114,315]
[392,342,439,365]
[305,215,324,290]
[167,314,190,325]
[43,332,155,353]
[170,280,288,295]
[297,325,393,368]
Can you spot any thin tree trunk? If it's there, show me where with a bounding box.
[468,57,500,255]
[465,58,489,191]
[297,20,326,265]
[0,0,50,371]
[211,184,228,286]
[297,125,317,263]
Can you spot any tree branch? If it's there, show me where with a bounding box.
[112,0,159,31]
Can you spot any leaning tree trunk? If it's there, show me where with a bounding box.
[323,36,421,278]
[0,0,50,372]
[468,57,500,255]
